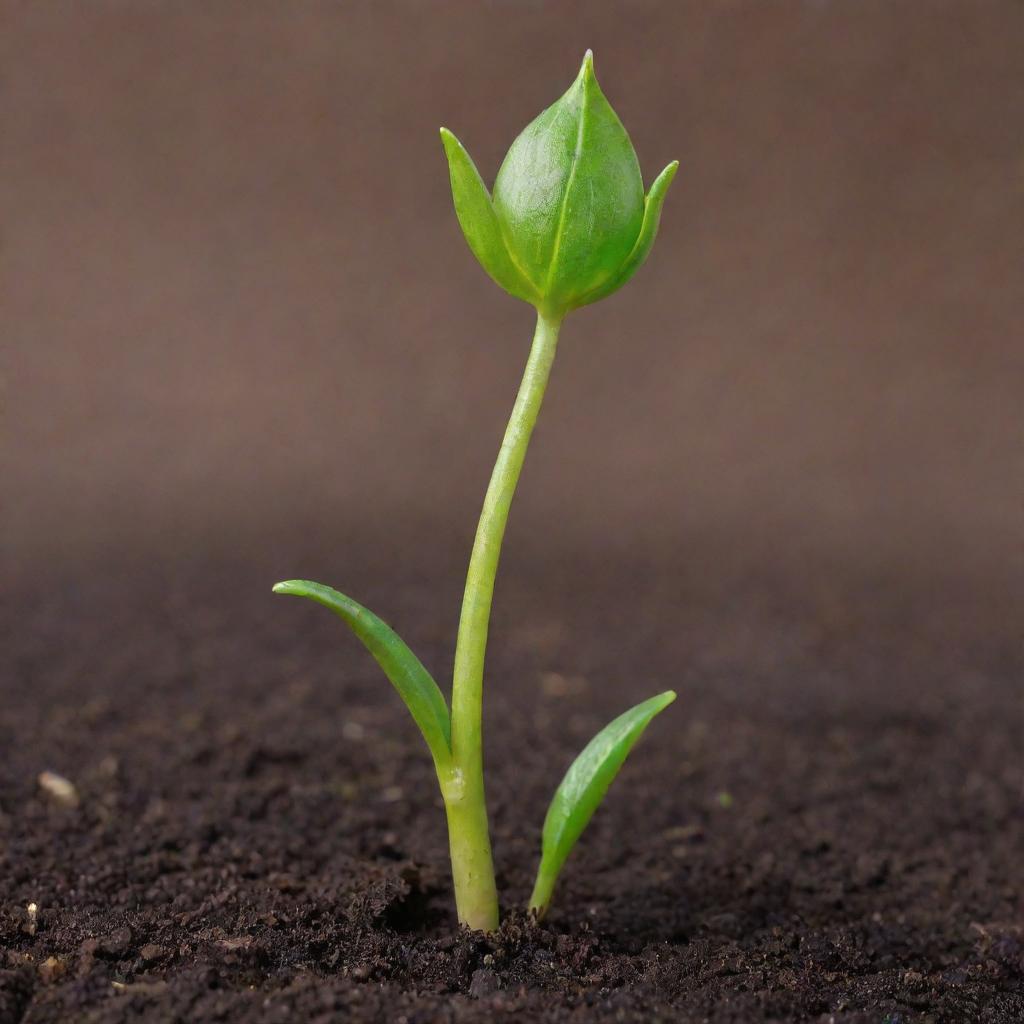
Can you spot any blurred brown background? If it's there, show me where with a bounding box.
[4,1,1022,612]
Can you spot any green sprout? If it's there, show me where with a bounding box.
[275,51,678,932]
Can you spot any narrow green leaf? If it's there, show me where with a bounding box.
[439,128,539,306]
[529,690,676,916]
[272,580,451,769]
[573,160,679,310]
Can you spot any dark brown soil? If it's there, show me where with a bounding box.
[2,550,1021,1023]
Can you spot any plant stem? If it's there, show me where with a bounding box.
[528,862,558,918]
[446,310,562,930]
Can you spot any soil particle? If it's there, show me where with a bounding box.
[97,928,133,958]
[138,944,165,964]
[36,772,79,809]
[468,967,501,998]
[36,957,65,984]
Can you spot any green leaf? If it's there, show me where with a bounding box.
[272,580,452,769]
[439,128,539,306]
[529,690,676,916]
[573,160,679,310]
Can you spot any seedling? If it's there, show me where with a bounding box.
[275,52,678,932]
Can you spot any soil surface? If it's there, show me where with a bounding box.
[2,551,1021,1022]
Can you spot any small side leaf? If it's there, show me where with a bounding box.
[439,127,539,306]
[529,690,676,916]
[573,160,679,310]
[273,580,451,769]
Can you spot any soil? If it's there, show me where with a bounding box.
[2,549,1021,1023]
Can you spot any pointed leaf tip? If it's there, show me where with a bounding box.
[271,578,452,769]
[440,128,538,305]
[577,49,597,92]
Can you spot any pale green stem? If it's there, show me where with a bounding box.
[445,310,562,930]
[528,862,558,919]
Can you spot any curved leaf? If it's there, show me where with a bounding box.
[439,128,539,306]
[529,690,676,916]
[272,579,451,769]
[573,160,679,310]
